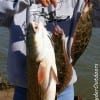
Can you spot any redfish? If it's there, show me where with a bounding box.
[26,22,58,100]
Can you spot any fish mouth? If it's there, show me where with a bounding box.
[27,22,39,35]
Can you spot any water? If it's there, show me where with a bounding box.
[0,27,100,99]
[0,27,9,79]
[74,28,100,100]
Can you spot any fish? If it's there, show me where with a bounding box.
[26,22,58,100]
[26,2,93,99]
[71,2,93,66]
[52,25,73,95]
[51,2,93,95]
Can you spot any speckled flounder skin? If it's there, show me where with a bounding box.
[71,3,93,66]
[52,3,93,95]
[52,32,73,95]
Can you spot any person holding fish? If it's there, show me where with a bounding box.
[0,0,91,100]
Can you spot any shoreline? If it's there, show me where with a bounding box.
[0,88,14,100]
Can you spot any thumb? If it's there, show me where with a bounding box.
[51,0,57,8]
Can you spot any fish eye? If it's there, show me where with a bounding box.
[34,26,38,30]
[33,23,39,32]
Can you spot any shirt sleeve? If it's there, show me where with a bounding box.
[0,0,31,27]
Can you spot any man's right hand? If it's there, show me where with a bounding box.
[37,0,57,7]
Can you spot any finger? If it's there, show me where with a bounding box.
[38,0,49,7]
[50,0,57,7]
[46,0,51,5]
[84,0,89,5]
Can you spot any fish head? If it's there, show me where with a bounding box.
[52,25,64,36]
[30,22,48,45]
[27,22,51,62]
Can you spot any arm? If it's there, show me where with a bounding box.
[0,0,32,16]
[0,0,57,27]
[0,0,57,15]
[0,0,31,27]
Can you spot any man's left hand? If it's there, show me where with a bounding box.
[37,0,57,7]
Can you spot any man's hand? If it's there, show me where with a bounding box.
[84,0,89,5]
[38,0,57,7]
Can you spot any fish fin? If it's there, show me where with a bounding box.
[50,67,58,84]
[47,34,55,47]
[45,67,58,92]
[38,61,46,85]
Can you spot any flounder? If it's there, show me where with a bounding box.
[71,3,93,66]
[52,2,93,95]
